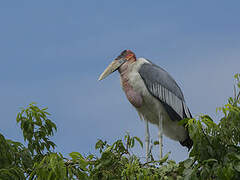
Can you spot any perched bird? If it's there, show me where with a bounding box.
[98,50,193,160]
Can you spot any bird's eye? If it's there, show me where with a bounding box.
[126,54,133,59]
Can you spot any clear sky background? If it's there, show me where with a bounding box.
[1,1,240,162]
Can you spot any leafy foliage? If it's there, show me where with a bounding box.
[184,73,240,179]
[0,74,240,179]
[16,103,56,156]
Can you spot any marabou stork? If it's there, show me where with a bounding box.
[98,50,193,160]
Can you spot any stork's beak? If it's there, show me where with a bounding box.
[98,59,126,81]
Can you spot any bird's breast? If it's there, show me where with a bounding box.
[120,72,143,108]
[119,60,151,109]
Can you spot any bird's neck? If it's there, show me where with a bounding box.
[118,59,135,76]
[118,61,133,78]
[118,61,135,91]
[118,63,129,86]
[118,60,143,108]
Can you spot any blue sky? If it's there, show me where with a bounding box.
[1,1,240,162]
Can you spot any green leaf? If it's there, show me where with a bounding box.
[133,136,143,148]
[69,152,83,160]
[183,158,194,168]
[234,161,240,172]
[202,158,217,164]
[178,118,189,126]
[159,152,170,164]
[153,141,159,145]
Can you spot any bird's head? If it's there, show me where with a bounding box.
[98,50,136,81]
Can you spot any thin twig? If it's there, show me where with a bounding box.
[234,85,236,102]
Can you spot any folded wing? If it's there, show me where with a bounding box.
[138,61,192,121]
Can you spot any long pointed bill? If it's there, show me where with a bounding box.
[98,59,126,81]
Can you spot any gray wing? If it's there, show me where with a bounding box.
[138,62,191,121]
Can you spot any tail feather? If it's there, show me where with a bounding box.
[180,106,193,151]
[179,134,193,151]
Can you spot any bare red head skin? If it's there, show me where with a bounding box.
[116,49,136,62]
[117,50,137,74]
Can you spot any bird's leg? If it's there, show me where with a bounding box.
[158,113,163,159]
[145,120,150,162]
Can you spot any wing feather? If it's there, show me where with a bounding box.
[138,62,192,120]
